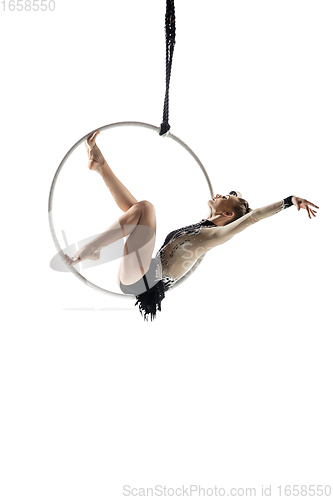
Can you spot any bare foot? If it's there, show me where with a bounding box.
[85,131,105,176]
[64,254,80,266]
[64,245,102,266]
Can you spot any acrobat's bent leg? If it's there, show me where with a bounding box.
[86,131,139,212]
[64,200,156,272]
[117,200,156,287]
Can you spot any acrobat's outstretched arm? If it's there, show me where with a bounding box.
[210,196,319,246]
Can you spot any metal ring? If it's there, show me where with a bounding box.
[48,121,214,298]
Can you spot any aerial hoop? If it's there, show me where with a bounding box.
[48,121,214,299]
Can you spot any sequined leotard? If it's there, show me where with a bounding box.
[119,218,216,296]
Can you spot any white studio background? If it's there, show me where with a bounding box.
[1,1,332,499]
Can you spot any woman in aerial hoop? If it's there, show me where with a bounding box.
[64,131,319,320]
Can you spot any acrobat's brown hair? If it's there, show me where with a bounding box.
[230,197,252,223]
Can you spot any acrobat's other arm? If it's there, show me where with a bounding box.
[210,195,319,246]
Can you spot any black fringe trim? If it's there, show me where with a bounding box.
[134,280,166,322]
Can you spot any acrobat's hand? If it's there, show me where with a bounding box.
[292,196,319,219]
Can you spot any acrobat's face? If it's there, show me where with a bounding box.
[208,194,239,215]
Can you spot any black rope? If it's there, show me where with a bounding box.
[159,0,176,136]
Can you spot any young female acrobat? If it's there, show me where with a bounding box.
[64,131,319,320]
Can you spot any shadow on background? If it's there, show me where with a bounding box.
[63,307,136,312]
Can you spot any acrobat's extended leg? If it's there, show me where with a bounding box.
[85,131,139,212]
